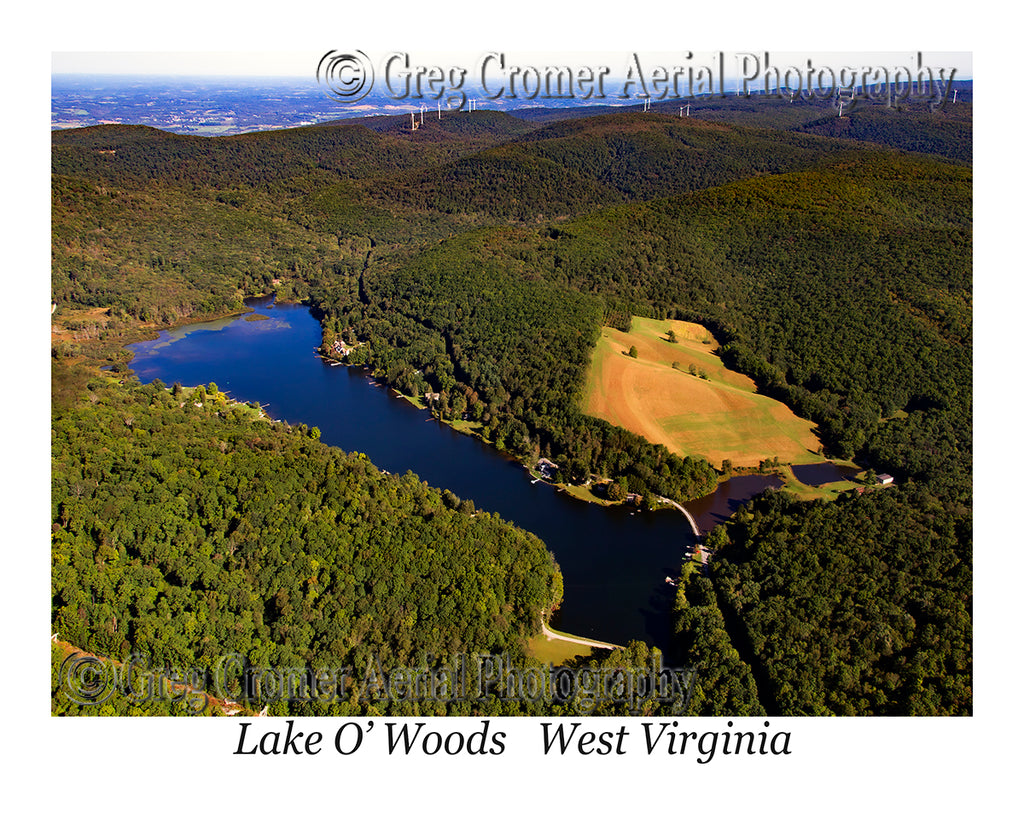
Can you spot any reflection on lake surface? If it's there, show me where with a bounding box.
[127,298,782,650]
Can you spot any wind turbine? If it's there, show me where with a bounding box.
[836,88,855,118]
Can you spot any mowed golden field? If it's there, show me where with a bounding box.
[582,317,823,469]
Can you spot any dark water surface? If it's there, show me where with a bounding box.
[127,299,777,649]
[687,474,784,532]
[790,461,859,486]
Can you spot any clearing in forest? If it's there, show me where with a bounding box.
[582,316,823,469]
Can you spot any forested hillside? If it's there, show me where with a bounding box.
[52,378,563,715]
[52,99,971,715]
[515,93,972,164]
[316,149,970,508]
[708,489,971,715]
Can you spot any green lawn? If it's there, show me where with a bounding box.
[526,634,594,665]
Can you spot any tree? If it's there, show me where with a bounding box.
[667,329,678,343]
[628,345,638,358]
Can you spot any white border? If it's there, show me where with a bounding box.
[14,2,1011,814]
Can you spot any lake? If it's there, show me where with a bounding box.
[127,298,781,650]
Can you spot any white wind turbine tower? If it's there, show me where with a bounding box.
[834,85,856,118]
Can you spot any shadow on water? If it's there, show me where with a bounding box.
[791,461,859,486]
[126,299,779,651]
[687,474,785,534]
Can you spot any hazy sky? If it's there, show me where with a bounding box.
[52,50,973,80]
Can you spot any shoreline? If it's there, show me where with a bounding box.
[316,349,850,537]
[116,299,864,541]
[336,358,717,524]
[539,611,621,652]
[118,291,297,359]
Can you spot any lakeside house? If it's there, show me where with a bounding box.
[536,458,559,480]
[876,473,895,486]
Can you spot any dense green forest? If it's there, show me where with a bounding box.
[670,559,766,716]
[707,489,971,715]
[52,94,971,715]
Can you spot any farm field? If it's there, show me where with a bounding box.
[582,317,825,469]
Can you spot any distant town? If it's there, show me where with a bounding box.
[55,73,972,136]
[52,74,625,135]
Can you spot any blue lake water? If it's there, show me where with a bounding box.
[127,298,780,650]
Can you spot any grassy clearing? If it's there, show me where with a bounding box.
[393,390,483,435]
[526,633,595,664]
[449,417,484,435]
[583,316,825,469]
[560,482,615,505]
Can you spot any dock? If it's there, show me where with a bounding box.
[657,496,702,538]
